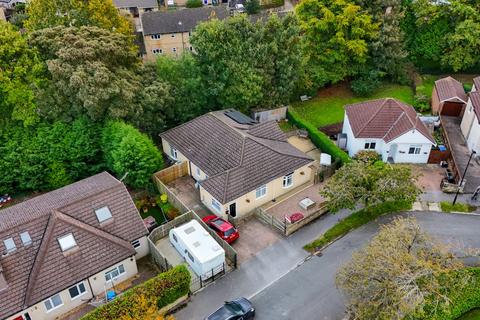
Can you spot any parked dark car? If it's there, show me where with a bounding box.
[205,298,255,320]
[202,215,240,244]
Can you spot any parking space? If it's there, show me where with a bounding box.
[232,218,282,265]
[412,164,444,192]
[155,236,198,279]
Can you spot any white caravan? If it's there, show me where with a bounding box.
[169,220,225,279]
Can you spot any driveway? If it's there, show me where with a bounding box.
[251,212,480,320]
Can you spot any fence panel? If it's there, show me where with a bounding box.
[285,203,329,236]
[147,238,171,272]
[152,174,189,214]
[254,208,286,235]
[154,161,188,184]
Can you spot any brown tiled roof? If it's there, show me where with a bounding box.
[434,76,467,103]
[474,77,480,91]
[161,110,313,204]
[345,98,435,144]
[0,172,147,319]
[470,92,480,122]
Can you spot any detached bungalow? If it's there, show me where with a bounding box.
[460,76,480,152]
[1,172,149,320]
[342,98,435,163]
[160,110,316,220]
[432,76,468,116]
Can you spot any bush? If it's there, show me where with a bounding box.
[261,0,284,8]
[353,150,381,164]
[304,200,412,251]
[350,70,383,97]
[186,0,203,7]
[102,121,163,189]
[287,109,350,164]
[245,0,261,14]
[440,202,475,213]
[80,265,191,320]
[413,93,431,113]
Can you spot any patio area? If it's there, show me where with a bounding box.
[166,176,209,217]
[287,136,321,162]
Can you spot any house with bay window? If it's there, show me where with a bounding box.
[1,172,149,320]
[342,98,435,163]
[160,109,316,220]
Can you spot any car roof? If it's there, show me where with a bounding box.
[207,302,243,320]
[211,218,234,232]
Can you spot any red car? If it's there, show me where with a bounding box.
[202,215,239,244]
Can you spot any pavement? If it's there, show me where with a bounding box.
[174,210,480,320]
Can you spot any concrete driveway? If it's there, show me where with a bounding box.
[251,212,480,320]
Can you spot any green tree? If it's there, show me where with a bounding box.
[30,26,141,122]
[186,0,203,8]
[0,21,44,127]
[245,0,261,14]
[337,216,466,320]
[25,0,132,35]
[102,121,163,189]
[296,0,378,88]
[441,19,480,72]
[321,160,420,212]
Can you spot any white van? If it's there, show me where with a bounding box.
[169,220,225,279]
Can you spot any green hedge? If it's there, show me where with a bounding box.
[81,265,191,320]
[440,202,475,213]
[304,200,412,251]
[287,109,350,164]
[410,268,480,320]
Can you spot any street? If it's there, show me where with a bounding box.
[175,211,480,320]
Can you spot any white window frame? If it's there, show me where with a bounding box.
[105,264,126,282]
[95,206,113,223]
[170,146,178,160]
[4,237,16,253]
[20,232,32,246]
[408,145,421,155]
[364,142,376,150]
[211,198,221,214]
[58,233,77,252]
[44,293,63,313]
[172,47,177,53]
[196,166,201,177]
[282,173,293,188]
[68,282,87,300]
[131,239,141,248]
[152,48,163,55]
[255,184,267,199]
[151,34,161,40]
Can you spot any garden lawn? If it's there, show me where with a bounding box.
[140,206,167,225]
[291,83,414,129]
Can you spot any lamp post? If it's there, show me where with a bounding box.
[453,150,476,205]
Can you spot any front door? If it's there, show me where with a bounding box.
[388,144,398,163]
[229,202,237,218]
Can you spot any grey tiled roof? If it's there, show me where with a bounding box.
[434,76,467,103]
[141,7,228,35]
[474,76,480,91]
[0,172,148,319]
[345,98,435,144]
[113,0,158,8]
[161,110,313,204]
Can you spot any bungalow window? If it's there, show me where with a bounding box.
[44,293,63,312]
[364,142,376,150]
[131,239,141,248]
[211,198,221,213]
[95,206,112,223]
[151,34,161,40]
[152,48,163,55]
[58,233,77,252]
[408,146,421,154]
[105,264,126,282]
[68,282,86,300]
[20,232,32,246]
[283,173,293,188]
[3,238,16,253]
[256,184,267,199]
[170,146,178,160]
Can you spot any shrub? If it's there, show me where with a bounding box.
[287,110,350,164]
[304,200,412,251]
[186,0,203,7]
[102,121,163,189]
[80,265,191,320]
[166,207,180,220]
[261,0,284,8]
[245,0,261,14]
[350,70,383,97]
[413,93,431,113]
[440,201,475,213]
[353,150,380,164]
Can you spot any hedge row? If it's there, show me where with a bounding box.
[81,265,191,320]
[287,109,350,164]
[304,200,412,251]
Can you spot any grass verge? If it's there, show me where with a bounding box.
[303,200,413,252]
[440,201,475,213]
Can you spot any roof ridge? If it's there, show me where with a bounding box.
[248,136,312,161]
[221,171,231,204]
[383,111,407,140]
[356,98,389,136]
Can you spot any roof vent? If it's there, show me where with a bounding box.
[193,241,201,248]
[184,226,196,235]
[178,21,182,25]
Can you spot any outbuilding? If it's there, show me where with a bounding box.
[432,76,468,116]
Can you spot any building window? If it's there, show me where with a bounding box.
[152,48,163,54]
[172,47,177,53]
[196,167,201,177]
[68,282,86,300]
[189,46,193,51]
[58,233,77,252]
[408,146,421,154]
[172,233,178,242]
[211,198,221,213]
[469,104,473,113]
[151,34,161,40]
[256,184,267,199]
[170,146,178,159]
[3,238,16,253]
[364,142,376,150]
[185,250,194,262]
[131,239,141,248]
[20,232,32,246]
[44,294,63,312]
[171,33,175,38]
[105,264,126,282]
[95,206,112,223]
[188,31,191,36]
[282,173,293,188]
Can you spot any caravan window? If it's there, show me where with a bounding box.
[172,233,178,242]
[185,250,194,263]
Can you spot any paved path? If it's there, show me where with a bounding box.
[251,212,480,320]
[174,208,353,320]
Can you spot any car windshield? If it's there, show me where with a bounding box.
[225,301,243,313]
[224,228,235,237]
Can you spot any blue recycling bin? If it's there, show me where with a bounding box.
[106,290,116,301]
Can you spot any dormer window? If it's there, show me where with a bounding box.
[3,238,16,253]
[95,206,113,223]
[20,232,32,246]
[58,233,77,252]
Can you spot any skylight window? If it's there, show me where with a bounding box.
[95,206,113,223]
[20,232,32,246]
[58,233,77,252]
[3,238,16,253]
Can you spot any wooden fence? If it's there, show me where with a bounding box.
[255,207,286,235]
[154,161,188,184]
[153,170,189,215]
